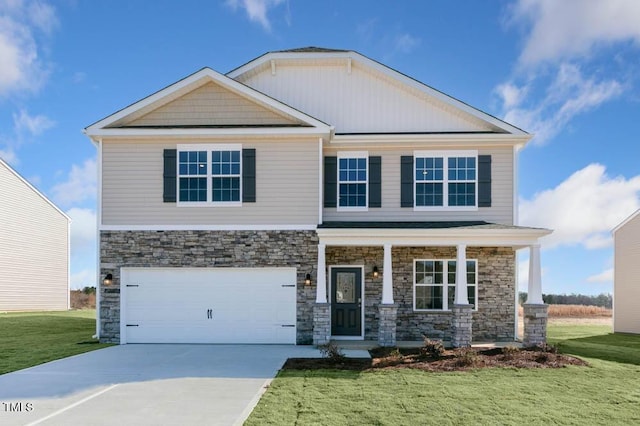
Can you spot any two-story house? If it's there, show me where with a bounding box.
[85,48,551,347]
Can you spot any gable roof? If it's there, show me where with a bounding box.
[84,67,332,139]
[228,47,529,138]
[0,158,70,222]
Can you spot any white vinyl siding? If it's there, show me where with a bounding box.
[0,162,69,311]
[126,81,303,127]
[101,138,320,225]
[324,146,514,224]
[614,212,640,334]
[236,60,498,134]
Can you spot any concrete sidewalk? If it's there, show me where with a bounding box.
[0,344,369,426]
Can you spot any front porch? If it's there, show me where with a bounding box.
[312,222,551,348]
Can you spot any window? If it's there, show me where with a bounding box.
[414,259,477,311]
[177,144,242,204]
[212,150,241,202]
[338,154,367,208]
[414,151,477,208]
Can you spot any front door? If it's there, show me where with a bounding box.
[331,267,362,336]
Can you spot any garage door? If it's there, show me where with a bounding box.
[120,267,297,344]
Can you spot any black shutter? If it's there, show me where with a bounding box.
[400,156,414,208]
[163,149,177,203]
[369,156,382,208]
[324,156,337,208]
[242,148,256,203]
[478,155,492,207]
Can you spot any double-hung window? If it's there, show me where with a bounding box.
[414,259,477,311]
[177,144,242,205]
[338,153,368,209]
[414,151,477,209]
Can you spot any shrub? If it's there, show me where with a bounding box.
[501,345,521,359]
[318,341,345,362]
[454,348,478,367]
[420,338,445,358]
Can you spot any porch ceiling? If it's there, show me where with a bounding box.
[316,221,551,248]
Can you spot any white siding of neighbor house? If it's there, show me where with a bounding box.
[126,82,303,127]
[101,138,320,226]
[323,146,513,225]
[0,161,69,311]
[614,212,640,334]
[236,60,498,134]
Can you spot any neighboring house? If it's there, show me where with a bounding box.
[84,47,551,347]
[612,209,640,334]
[0,158,70,311]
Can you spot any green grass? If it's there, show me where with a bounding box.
[246,324,640,425]
[0,310,111,375]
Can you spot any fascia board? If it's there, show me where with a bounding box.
[85,127,330,138]
[331,133,532,147]
[316,227,552,247]
[85,68,331,135]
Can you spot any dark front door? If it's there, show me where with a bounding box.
[331,267,362,336]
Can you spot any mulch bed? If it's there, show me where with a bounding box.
[283,346,588,372]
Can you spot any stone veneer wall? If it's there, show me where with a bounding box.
[100,230,318,344]
[326,246,516,342]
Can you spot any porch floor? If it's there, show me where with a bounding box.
[331,340,523,350]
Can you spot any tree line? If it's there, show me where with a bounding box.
[518,292,612,308]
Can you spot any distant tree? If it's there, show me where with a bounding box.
[82,286,96,295]
[518,292,528,305]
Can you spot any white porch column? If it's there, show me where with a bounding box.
[381,244,394,304]
[454,244,468,305]
[526,244,544,304]
[315,244,327,303]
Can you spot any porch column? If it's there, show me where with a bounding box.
[526,244,543,304]
[315,244,327,304]
[313,243,330,345]
[523,243,548,346]
[381,244,394,304]
[378,243,398,347]
[451,244,473,348]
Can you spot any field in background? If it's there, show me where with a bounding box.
[70,290,96,309]
[519,304,612,318]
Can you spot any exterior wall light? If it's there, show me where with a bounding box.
[305,273,312,286]
[103,273,113,286]
[372,266,379,278]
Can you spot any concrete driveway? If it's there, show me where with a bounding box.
[0,344,366,426]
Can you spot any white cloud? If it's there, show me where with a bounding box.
[67,207,96,252]
[225,0,286,32]
[394,33,421,54]
[0,0,56,97]
[587,268,614,283]
[13,109,54,136]
[71,268,96,290]
[519,164,640,249]
[507,0,640,66]
[51,158,97,207]
[0,147,17,164]
[498,63,622,145]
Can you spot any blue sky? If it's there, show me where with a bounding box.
[1,0,639,295]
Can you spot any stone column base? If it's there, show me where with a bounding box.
[378,304,398,347]
[523,303,548,346]
[313,303,331,346]
[451,304,473,348]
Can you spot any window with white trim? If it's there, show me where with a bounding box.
[415,151,477,208]
[414,259,477,311]
[177,144,242,204]
[338,153,367,208]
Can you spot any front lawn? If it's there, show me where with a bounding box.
[0,310,110,375]
[246,324,640,425]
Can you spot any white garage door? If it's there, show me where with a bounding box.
[120,267,297,344]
